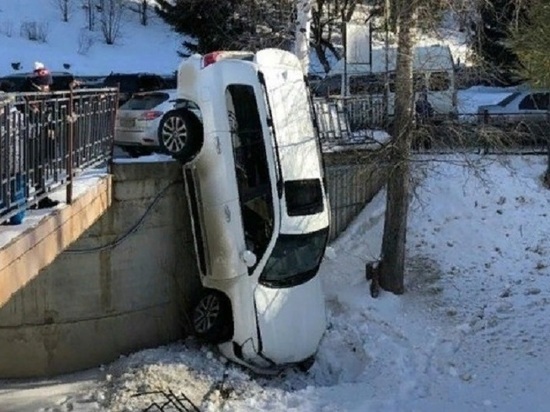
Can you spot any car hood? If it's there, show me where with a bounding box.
[253,276,326,364]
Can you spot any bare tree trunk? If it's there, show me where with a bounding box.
[378,1,416,295]
[141,0,148,26]
[294,0,312,75]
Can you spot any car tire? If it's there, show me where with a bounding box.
[158,109,203,164]
[192,289,233,344]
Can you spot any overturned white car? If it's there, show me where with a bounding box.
[158,48,330,372]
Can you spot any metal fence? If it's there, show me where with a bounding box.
[0,88,118,222]
[313,96,387,143]
[313,94,550,151]
[324,159,388,241]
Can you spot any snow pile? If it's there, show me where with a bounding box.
[26,153,545,412]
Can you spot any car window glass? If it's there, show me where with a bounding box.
[315,75,341,96]
[226,85,274,267]
[519,95,537,110]
[497,92,520,107]
[259,228,329,287]
[414,72,426,92]
[285,179,324,216]
[350,74,384,95]
[120,93,169,110]
[533,93,550,109]
[428,71,450,91]
[388,72,424,93]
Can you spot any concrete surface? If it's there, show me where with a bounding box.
[0,161,201,378]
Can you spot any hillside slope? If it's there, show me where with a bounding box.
[0,0,184,76]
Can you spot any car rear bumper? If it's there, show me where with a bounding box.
[115,130,158,147]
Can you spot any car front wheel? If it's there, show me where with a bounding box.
[158,109,203,163]
[192,289,233,344]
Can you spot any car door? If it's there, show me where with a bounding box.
[517,93,549,125]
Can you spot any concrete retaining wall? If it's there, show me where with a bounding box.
[0,161,201,378]
[0,149,387,379]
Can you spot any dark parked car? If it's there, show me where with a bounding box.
[0,71,78,92]
[102,72,167,106]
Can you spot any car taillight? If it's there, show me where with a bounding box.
[201,51,224,68]
[140,111,163,120]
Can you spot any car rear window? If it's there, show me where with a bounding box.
[285,179,324,216]
[120,93,170,110]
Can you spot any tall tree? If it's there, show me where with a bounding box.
[509,0,550,183]
[377,0,416,294]
[295,0,313,74]
[470,0,529,84]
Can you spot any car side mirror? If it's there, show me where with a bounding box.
[241,250,257,268]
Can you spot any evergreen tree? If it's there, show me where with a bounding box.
[155,0,295,56]
[155,0,249,55]
[470,0,529,84]
[510,0,550,87]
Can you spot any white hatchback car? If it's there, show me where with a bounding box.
[114,89,177,157]
[158,49,330,372]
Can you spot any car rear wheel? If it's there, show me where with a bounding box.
[158,109,203,163]
[192,289,233,344]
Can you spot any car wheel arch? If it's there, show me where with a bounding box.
[158,109,204,164]
[192,288,234,344]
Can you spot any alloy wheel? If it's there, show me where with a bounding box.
[193,293,221,334]
[161,115,188,154]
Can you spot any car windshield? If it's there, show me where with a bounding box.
[120,92,170,110]
[497,92,520,107]
[259,227,329,288]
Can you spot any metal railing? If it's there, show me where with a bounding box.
[313,95,388,144]
[0,88,118,222]
[313,94,550,151]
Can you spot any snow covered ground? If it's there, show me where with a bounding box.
[2,2,549,411]
[0,0,183,76]
[1,154,550,412]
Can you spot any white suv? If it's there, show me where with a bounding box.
[158,49,330,372]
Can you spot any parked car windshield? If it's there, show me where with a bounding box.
[497,92,520,107]
[120,92,170,110]
[259,227,329,288]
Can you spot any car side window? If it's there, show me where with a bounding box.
[519,93,549,110]
[533,93,550,110]
[226,85,275,266]
[315,75,341,96]
[350,74,384,95]
[428,71,450,92]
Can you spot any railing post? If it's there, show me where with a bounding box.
[108,84,120,173]
[66,85,74,204]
